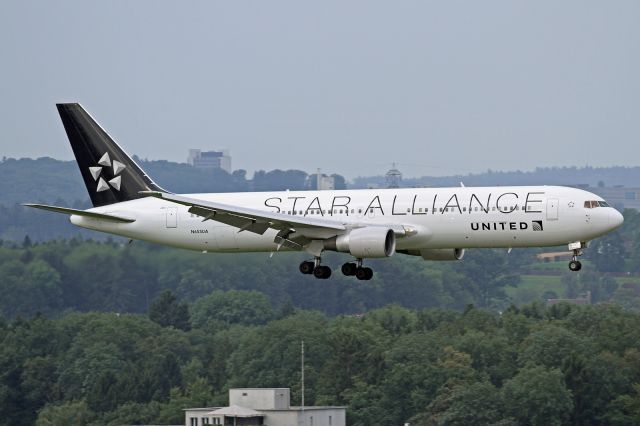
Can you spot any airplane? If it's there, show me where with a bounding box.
[24,104,624,280]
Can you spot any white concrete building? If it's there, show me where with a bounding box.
[184,388,345,426]
[188,149,232,173]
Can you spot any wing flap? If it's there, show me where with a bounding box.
[188,205,272,235]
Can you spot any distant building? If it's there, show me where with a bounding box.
[536,251,574,263]
[184,388,345,426]
[588,186,640,210]
[547,291,592,306]
[188,149,231,173]
[309,170,336,190]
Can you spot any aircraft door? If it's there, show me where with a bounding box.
[166,207,178,228]
[547,198,559,221]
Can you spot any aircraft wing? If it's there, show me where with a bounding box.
[140,191,346,249]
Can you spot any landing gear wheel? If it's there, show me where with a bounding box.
[299,261,315,275]
[314,265,332,279]
[341,262,357,276]
[364,267,373,280]
[355,267,373,281]
[569,260,582,272]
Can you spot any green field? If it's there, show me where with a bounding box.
[508,265,640,306]
[507,274,565,305]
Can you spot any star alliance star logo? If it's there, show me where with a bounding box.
[89,152,126,192]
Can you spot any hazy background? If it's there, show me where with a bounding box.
[0,0,638,178]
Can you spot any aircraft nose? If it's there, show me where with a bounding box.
[609,209,624,229]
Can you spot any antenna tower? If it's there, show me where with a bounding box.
[385,163,402,188]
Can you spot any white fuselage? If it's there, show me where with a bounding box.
[70,185,622,254]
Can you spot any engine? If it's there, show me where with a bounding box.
[325,227,396,258]
[400,248,465,261]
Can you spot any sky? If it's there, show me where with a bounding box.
[0,1,638,179]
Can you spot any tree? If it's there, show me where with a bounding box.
[35,400,94,426]
[519,324,589,368]
[148,290,191,331]
[589,231,626,272]
[605,383,640,425]
[414,380,506,426]
[190,289,274,330]
[502,365,573,426]
[454,249,520,308]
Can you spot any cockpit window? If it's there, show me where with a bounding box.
[584,200,610,208]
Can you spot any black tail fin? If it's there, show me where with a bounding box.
[57,103,166,207]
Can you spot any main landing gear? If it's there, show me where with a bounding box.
[299,258,331,279]
[568,242,584,272]
[299,258,373,280]
[341,259,373,281]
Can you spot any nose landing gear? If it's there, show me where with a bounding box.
[568,242,584,272]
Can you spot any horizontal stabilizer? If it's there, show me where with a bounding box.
[23,204,135,223]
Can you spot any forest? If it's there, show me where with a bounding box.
[3,299,640,425]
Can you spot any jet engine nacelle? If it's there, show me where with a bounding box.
[419,248,465,260]
[327,227,396,258]
[401,248,465,261]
